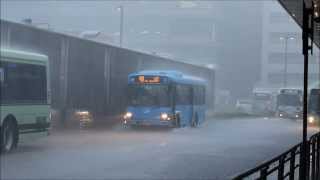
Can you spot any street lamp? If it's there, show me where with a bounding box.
[117,5,124,47]
[280,36,295,88]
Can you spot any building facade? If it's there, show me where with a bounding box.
[259,1,320,89]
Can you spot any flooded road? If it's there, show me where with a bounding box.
[1,117,316,180]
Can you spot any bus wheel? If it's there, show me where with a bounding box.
[1,120,18,153]
[175,114,181,128]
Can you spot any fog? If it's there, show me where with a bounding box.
[1,0,319,112]
[1,0,320,179]
[1,1,268,99]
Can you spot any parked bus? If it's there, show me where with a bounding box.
[308,89,320,126]
[276,88,302,119]
[123,70,206,127]
[252,90,276,115]
[0,49,51,152]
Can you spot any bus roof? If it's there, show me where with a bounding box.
[0,48,48,64]
[129,70,207,86]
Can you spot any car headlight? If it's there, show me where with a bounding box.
[279,113,283,117]
[295,114,299,118]
[160,113,170,120]
[308,116,315,124]
[124,112,133,119]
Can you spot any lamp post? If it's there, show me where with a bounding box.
[117,5,124,47]
[280,36,295,88]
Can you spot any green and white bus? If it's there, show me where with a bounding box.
[0,48,51,153]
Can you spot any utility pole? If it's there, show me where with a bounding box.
[280,36,295,88]
[284,37,288,88]
[118,5,124,47]
[300,1,313,179]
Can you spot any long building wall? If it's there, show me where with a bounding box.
[0,20,215,125]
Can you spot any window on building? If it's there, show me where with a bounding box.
[268,52,303,64]
[269,12,291,24]
[269,32,300,44]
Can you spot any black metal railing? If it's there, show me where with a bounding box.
[233,132,320,180]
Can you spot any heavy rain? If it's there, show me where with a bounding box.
[0,1,320,180]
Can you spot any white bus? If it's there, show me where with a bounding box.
[252,90,276,116]
[0,49,51,153]
[276,88,302,119]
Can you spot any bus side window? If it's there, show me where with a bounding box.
[194,86,200,105]
[169,84,174,107]
[192,86,205,106]
[193,86,197,105]
[0,68,4,84]
[201,86,205,105]
[176,85,192,105]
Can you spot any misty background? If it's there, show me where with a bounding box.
[1,0,319,103]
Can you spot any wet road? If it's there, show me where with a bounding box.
[1,117,318,180]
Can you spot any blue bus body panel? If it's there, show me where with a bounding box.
[194,105,206,124]
[127,106,174,126]
[175,105,193,126]
[175,105,206,127]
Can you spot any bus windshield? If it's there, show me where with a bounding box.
[278,94,302,106]
[309,93,320,111]
[128,84,170,107]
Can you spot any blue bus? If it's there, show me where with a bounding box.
[123,70,206,127]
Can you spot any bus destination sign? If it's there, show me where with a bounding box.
[135,76,161,84]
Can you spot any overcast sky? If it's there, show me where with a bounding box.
[2,0,312,98]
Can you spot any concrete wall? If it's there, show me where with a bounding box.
[0,20,215,126]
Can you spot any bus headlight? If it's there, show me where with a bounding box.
[124,112,133,120]
[308,116,315,124]
[77,111,89,116]
[160,113,169,120]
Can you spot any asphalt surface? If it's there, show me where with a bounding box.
[1,117,318,180]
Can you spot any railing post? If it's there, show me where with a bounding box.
[289,149,296,180]
[311,139,316,180]
[307,142,311,179]
[299,143,304,180]
[316,136,320,180]
[278,156,285,180]
[260,166,268,180]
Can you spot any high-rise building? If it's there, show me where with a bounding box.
[259,1,320,89]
